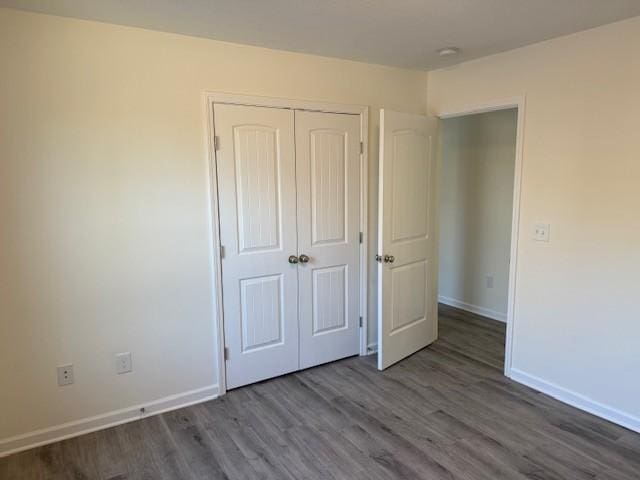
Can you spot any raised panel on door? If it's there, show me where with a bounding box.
[296,110,361,369]
[310,129,347,246]
[214,103,299,389]
[391,131,430,244]
[378,109,438,370]
[234,125,281,253]
[390,260,428,333]
[312,265,347,334]
[240,274,284,352]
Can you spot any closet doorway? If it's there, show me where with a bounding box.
[206,94,369,391]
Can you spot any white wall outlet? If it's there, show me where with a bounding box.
[57,364,74,386]
[116,352,132,374]
[485,275,494,288]
[533,223,550,242]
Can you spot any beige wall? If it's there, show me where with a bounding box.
[3,6,639,451]
[429,16,640,429]
[439,109,517,320]
[0,8,427,448]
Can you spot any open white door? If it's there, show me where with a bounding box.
[377,109,438,370]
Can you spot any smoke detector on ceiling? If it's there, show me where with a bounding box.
[438,47,460,57]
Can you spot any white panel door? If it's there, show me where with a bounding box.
[215,104,299,389]
[377,109,438,370]
[295,111,361,369]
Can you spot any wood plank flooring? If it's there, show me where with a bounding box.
[2,305,639,479]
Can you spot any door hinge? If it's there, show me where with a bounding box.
[359,316,363,328]
[214,135,220,151]
[220,245,225,259]
[359,232,363,244]
[360,141,364,155]
[224,347,229,361]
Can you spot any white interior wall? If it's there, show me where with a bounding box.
[438,109,517,321]
[429,16,640,431]
[0,8,428,453]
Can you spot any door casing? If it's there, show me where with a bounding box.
[204,92,369,396]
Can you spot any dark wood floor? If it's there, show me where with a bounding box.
[3,305,640,479]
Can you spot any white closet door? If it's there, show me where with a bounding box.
[377,109,438,370]
[295,111,361,369]
[215,104,299,389]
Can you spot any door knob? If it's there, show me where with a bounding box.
[288,255,299,264]
[384,254,395,263]
[298,254,310,263]
[375,254,383,263]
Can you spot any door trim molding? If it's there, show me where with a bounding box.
[434,96,526,379]
[203,92,369,396]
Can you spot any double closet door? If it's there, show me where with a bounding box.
[214,103,361,389]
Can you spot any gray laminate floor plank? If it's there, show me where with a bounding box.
[93,428,129,480]
[2,304,639,479]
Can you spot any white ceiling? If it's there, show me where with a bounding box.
[3,0,640,70]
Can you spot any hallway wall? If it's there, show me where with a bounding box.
[438,109,517,321]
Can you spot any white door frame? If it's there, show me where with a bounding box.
[203,92,369,395]
[434,96,526,378]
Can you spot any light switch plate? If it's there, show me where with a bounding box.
[533,223,550,242]
[116,352,132,374]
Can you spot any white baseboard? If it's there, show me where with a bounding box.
[367,342,378,354]
[0,384,219,458]
[438,295,507,323]
[509,368,640,434]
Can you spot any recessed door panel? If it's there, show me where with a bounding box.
[296,111,361,370]
[215,104,298,389]
[313,265,347,335]
[310,130,347,246]
[391,131,430,243]
[234,126,281,253]
[240,274,284,351]
[390,261,427,333]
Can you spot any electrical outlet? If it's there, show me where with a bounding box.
[485,275,494,289]
[116,352,132,374]
[533,223,550,242]
[57,364,74,386]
